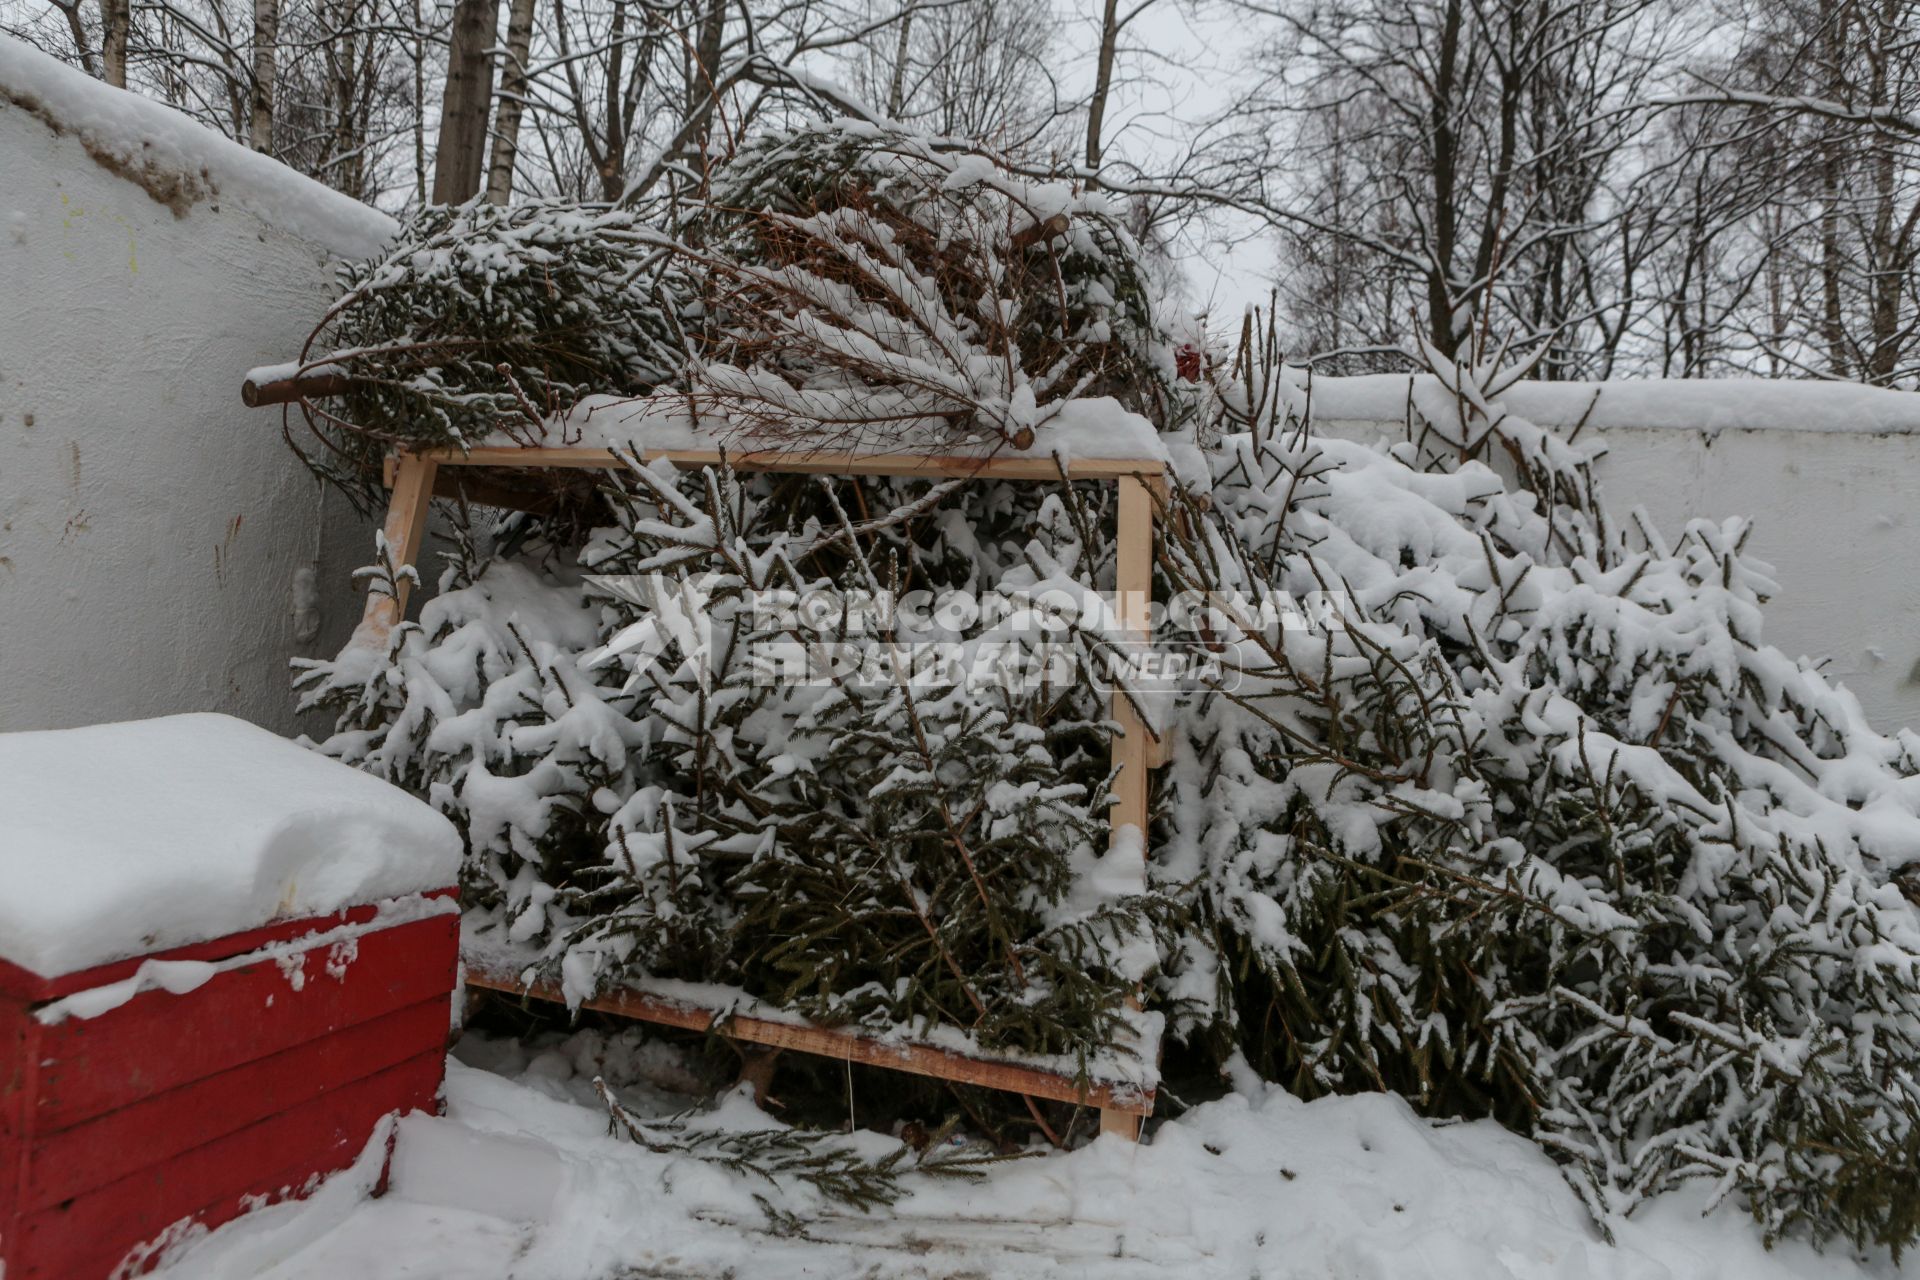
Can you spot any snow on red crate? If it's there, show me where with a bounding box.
[0,714,462,1280]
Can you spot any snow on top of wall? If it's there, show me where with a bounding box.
[0,713,460,978]
[0,35,394,259]
[1304,372,1920,435]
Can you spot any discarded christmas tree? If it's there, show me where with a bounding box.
[1153,332,1920,1251]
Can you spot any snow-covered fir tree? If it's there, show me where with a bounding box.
[1155,337,1920,1251]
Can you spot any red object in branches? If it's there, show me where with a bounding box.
[1174,343,1203,382]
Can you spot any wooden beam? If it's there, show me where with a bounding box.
[349,453,437,649]
[428,469,558,515]
[379,456,558,514]
[1109,473,1156,838]
[415,444,1165,484]
[463,962,1154,1117]
[1101,473,1158,1141]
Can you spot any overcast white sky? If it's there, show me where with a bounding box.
[878,0,1285,336]
[1097,1,1279,333]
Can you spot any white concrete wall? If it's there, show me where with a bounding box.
[0,41,394,734]
[1313,383,1920,735]
[1578,426,1920,733]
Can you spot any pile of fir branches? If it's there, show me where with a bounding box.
[1152,334,1920,1252]
[676,123,1168,451]
[298,457,1177,1099]
[280,121,1169,514]
[286,200,688,508]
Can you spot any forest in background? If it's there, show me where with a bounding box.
[7,0,1920,386]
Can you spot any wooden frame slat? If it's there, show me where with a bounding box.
[421,443,1161,482]
[1108,474,1155,842]
[464,960,1153,1116]
[353,454,437,648]
[1099,474,1157,1141]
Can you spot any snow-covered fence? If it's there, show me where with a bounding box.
[1307,375,1920,733]
[0,39,393,734]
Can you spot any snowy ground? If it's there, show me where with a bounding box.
[151,1030,1913,1280]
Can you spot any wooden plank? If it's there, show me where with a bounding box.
[463,962,1154,1117]
[0,896,452,1005]
[0,998,27,1258]
[380,453,559,513]
[1101,474,1159,1141]
[32,913,457,1131]
[352,452,437,647]
[429,467,560,514]
[20,998,449,1212]
[417,444,1166,483]
[0,995,28,1135]
[13,1052,439,1280]
[1108,473,1156,840]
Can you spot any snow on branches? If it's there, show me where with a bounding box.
[284,115,1920,1254]
[286,199,689,506]
[296,458,1176,1094]
[1156,338,1920,1251]
[675,123,1167,453]
[277,120,1168,511]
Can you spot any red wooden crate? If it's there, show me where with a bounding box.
[0,893,458,1280]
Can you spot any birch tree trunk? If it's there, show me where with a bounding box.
[100,0,129,87]
[484,0,537,202]
[885,10,913,117]
[249,0,279,151]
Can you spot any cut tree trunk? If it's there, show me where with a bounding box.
[733,1045,783,1103]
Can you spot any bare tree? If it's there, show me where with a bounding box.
[101,0,129,84]
[484,0,535,199]
[435,0,497,202]
[1634,0,1920,383]
[1247,0,1675,367]
[844,0,1066,155]
[249,0,278,147]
